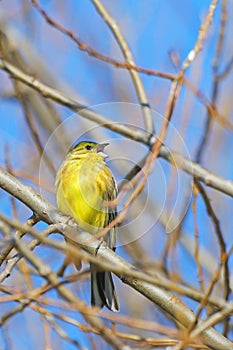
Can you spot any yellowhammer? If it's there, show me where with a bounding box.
[55,141,119,311]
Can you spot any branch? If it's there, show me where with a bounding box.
[30,0,174,81]
[91,0,154,133]
[178,0,218,77]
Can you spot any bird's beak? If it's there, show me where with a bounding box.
[96,143,109,158]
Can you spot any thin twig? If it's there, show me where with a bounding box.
[195,0,226,162]
[91,0,154,134]
[30,0,174,81]
[192,183,205,293]
[0,214,39,269]
[195,181,230,321]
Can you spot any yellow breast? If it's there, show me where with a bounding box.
[55,153,116,235]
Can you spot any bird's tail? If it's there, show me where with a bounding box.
[91,265,119,312]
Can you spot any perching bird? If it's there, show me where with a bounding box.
[55,140,119,311]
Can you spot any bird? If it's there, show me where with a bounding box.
[55,140,119,312]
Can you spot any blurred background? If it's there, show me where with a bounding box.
[1,1,233,349]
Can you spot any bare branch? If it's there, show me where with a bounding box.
[91,0,154,133]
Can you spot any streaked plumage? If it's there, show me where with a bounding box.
[55,141,119,311]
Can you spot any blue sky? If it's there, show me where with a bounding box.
[1,1,233,349]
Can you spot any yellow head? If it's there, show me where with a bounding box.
[67,141,109,159]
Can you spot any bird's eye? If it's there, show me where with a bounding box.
[86,145,92,150]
